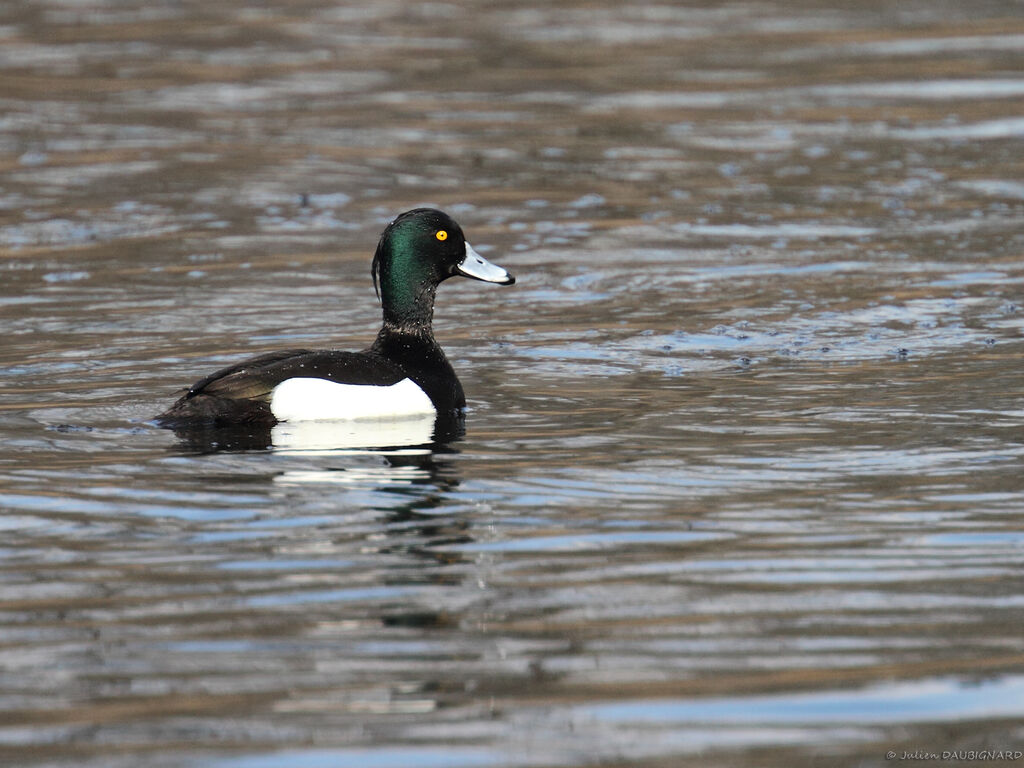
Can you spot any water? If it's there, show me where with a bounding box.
[2,1,1024,766]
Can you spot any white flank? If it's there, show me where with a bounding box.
[270,377,435,422]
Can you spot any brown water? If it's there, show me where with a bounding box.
[2,1,1024,766]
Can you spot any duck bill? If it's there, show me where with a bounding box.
[456,242,515,285]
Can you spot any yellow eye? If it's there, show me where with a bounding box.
[435,230,448,241]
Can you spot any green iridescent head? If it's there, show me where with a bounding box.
[371,208,514,328]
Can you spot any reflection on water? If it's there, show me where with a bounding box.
[164,411,463,453]
[2,0,1024,766]
[271,413,456,453]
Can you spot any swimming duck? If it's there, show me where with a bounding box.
[156,208,515,428]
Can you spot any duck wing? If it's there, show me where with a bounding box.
[192,349,407,402]
[158,349,408,427]
[182,348,314,400]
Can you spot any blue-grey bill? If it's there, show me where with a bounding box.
[456,242,515,285]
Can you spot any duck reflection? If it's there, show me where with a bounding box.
[164,411,476,635]
[165,410,465,455]
[164,410,473,553]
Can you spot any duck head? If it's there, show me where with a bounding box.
[372,208,515,328]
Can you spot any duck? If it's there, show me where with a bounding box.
[156,208,515,428]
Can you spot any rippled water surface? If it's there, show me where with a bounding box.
[2,1,1024,766]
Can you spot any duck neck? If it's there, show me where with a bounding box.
[374,263,443,353]
[372,316,452,378]
[380,281,437,331]
[376,233,441,330]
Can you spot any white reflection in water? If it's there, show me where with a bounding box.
[270,414,436,453]
[273,464,433,486]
